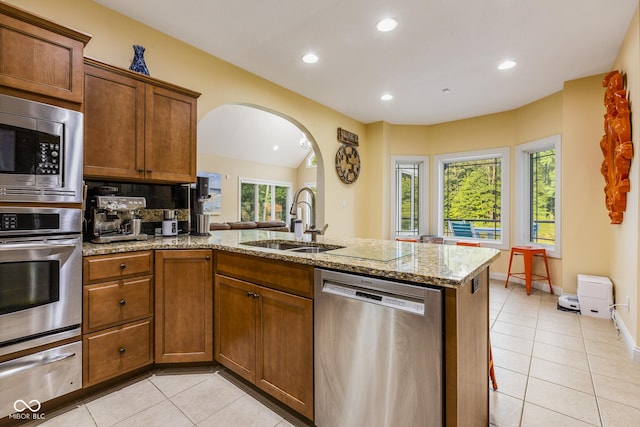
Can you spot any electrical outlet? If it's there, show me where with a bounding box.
[627,296,631,313]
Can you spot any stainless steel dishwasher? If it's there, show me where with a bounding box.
[314,268,443,427]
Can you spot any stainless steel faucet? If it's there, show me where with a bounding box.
[289,186,328,240]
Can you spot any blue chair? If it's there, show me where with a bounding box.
[448,221,476,237]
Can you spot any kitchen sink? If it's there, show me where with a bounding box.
[241,240,344,253]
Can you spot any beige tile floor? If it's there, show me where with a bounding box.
[26,279,639,427]
[490,279,640,427]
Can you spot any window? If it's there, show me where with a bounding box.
[391,156,428,238]
[515,135,561,256]
[306,151,317,168]
[435,148,510,248]
[239,178,291,222]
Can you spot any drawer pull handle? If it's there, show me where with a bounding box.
[205,256,211,260]
[120,264,126,270]
[119,299,126,306]
[119,347,126,355]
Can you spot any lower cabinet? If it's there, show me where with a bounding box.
[82,251,154,388]
[214,253,314,420]
[155,249,213,363]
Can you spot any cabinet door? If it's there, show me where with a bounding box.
[0,7,87,104]
[256,286,313,420]
[145,85,197,183]
[155,250,213,363]
[214,275,256,383]
[83,63,146,180]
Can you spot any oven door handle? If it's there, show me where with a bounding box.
[0,242,77,253]
[0,352,76,380]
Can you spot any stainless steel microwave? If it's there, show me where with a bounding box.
[0,94,83,203]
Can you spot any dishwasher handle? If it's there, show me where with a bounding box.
[322,281,425,315]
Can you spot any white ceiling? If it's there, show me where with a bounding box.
[198,105,312,169]
[94,0,637,167]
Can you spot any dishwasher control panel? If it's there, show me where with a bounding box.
[322,282,425,315]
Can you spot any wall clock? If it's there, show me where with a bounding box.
[335,144,360,184]
[600,70,633,224]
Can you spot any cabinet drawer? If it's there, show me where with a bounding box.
[84,251,153,283]
[83,276,153,332]
[83,318,153,387]
[215,251,314,298]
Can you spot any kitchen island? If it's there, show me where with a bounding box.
[83,229,500,427]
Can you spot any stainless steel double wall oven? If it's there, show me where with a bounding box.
[0,94,84,418]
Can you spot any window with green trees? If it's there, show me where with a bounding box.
[396,162,420,236]
[529,149,556,245]
[443,158,501,240]
[436,148,510,246]
[240,180,291,222]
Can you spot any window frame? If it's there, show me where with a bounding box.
[515,135,561,258]
[390,156,429,238]
[238,177,292,223]
[434,147,510,249]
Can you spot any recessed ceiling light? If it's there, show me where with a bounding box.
[302,53,319,64]
[442,88,452,94]
[376,17,398,32]
[273,145,279,151]
[498,60,517,70]
[380,93,394,101]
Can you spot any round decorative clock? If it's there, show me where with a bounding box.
[335,144,360,184]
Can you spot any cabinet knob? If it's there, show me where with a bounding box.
[119,347,126,354]
[138,168,144,173]
[146,169,153,173]
[120,263,126,270]
[247,291,253,298]
[119,299,126,306]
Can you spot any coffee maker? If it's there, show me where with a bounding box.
[190,176,211,235]
[88,196,148,243]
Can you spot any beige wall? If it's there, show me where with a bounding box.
[612,4,640,346]
[197,153,299,223]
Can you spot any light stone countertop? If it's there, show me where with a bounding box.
[82,229,501,289]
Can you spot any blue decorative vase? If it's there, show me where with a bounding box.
[129,45,150,76]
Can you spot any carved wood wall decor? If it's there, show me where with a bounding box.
[600,70,633,224]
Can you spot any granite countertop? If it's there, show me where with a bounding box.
[82,229,501,289]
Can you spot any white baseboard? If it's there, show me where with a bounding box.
[612,310,640,362]
[490,272,562,295]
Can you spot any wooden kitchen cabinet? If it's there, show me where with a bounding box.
[83,58,199,183]
[82,251,154,387]
[0,3,90,107]
[155,250,213,363]
[214,252,314,420]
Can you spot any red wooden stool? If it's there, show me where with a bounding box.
[489,341,498,391]
[504,246,553,295]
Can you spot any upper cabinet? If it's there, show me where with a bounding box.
[83,58,200,184]
[0,3,90,108]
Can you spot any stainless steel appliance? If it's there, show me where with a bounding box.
[0,207,82,357]
[190,176,211,235]
[314,269,443,427]
[88,195,148,243]
[0,207,83,418]
[0,93,83,203]
[0,341,82,419]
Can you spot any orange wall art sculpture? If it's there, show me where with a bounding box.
[601,70,633,224]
